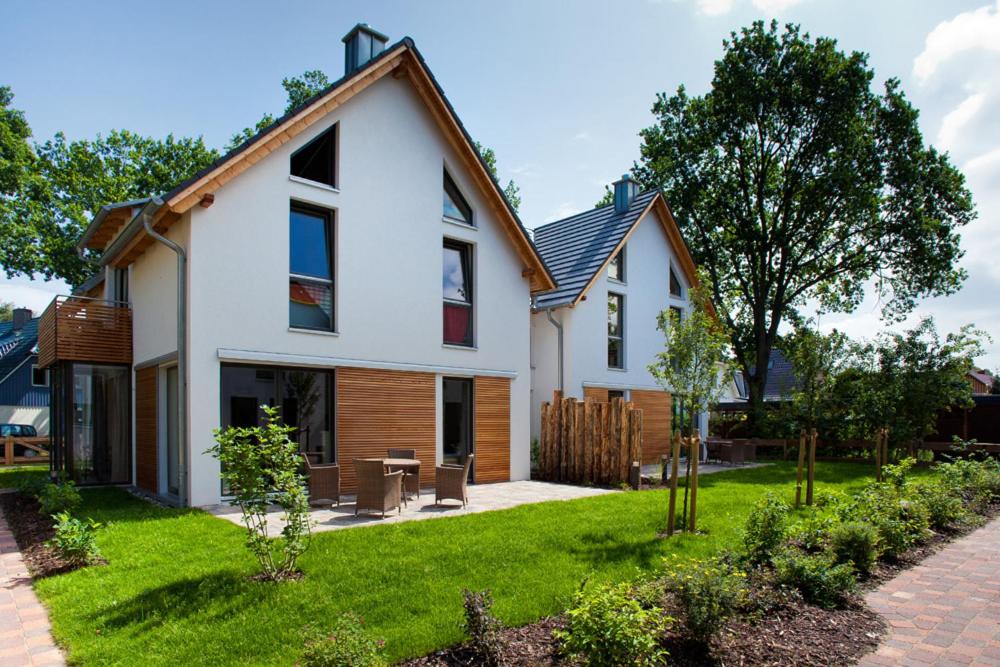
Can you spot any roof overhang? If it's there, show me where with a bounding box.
[97,39,555,292]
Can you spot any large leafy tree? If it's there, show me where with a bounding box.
[474,141,521,213]
[632,22,975,431]
[226,70,331,151]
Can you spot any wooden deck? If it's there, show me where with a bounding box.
[37,295,131,368]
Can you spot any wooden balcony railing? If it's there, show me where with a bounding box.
[37,296,132,368]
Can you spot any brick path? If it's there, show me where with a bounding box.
[0,506,63,666]
[859,516,1000,667]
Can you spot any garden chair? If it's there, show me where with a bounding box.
[304,457,340,507]
[719,442,745,466]
[354,459,403,517]
[387,447,421,500]
[435,455,474,508]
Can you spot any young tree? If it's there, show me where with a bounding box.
[784,325,851,434]
[208,405,312,581]
[648,277,733,531]
[632,22,974,434]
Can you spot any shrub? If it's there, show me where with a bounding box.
[661,556,746,641]
[301,614,386,667]
[555,580,671,667]
[936,459,1000,512]
[740,567,801,618]
[14,472,48,498]
[787,513,836,553]
[461,589,507,666]
[913,481,967,531]
[883,458,916,490]
[208,405,312,581]
[742,492,789,565]
[829,521,879,575]
[839,483,929,559]
[774,550,855,609]
[46,512,101,565]
[37,480,81,516]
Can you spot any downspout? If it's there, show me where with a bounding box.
[140,198,188,507]
[544,308,564,392]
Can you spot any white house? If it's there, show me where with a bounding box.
[530,176,706,463]
[38,24,555,507]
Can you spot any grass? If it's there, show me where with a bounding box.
[0,463,49,490]
[36,462,890,665]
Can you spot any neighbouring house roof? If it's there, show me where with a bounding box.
[531,190,701,310]
[0,318,39,386]
[969,369,995,391]
[746,348,798,402]
[84,36,556,293]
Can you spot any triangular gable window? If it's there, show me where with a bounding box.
[443,169,473,225]
[669,267,683,297]
[291,124,337,188]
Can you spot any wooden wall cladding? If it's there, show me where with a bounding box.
[583,386,609,404]
[336,367,436,493]
[630,390,672,464]
[474,376,511,483]
[135,366,158,493]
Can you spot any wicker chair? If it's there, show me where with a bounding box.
[719,442,746,466]
[354,459,403,517]
[304,458,340,507]
[435,455,474,508]
[387,448,420,500]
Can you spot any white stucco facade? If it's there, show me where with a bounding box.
[121,74,536,506]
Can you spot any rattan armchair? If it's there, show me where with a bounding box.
[719,442,745,466]
[354,459,404,517]
[304,458,340,507]
[387,448,420,499]
[435,455,473,508]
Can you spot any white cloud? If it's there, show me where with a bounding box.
[937,92,985,153]
[691,0,803,16]
[750,0,803,12]
[913,0,1000,84]
[572,130,592,142]
[543,202,582,224]
[696,0,735,15]
[0,276,68,313]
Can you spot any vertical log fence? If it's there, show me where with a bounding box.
[539,391,643,486]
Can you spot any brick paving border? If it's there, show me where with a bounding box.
[859,515,1000,667]
[0,504,64,666]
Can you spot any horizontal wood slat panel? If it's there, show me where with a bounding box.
[630,390,672,464]
[37,297,132,368]
[583,387,609,403]
[336,367,436,493]
[135,367,157,493]
[474,376,510,483]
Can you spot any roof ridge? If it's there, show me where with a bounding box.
[533,189,658,235]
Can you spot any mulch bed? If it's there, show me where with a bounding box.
[400,617,570,666]
[0,491,98,577]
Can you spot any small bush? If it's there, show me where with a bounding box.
[742,492,790,565]
[301,614,386,667]
[787,513,836,553]
[740,567,802,618]
[936,459,1000,512]
[839,483,929,559]
[461,589,507,666]
[46,512,101,566]
[555,580,671,667]
[830,521,879,575]
[14,472,48,498]
[37,481,81,516]
[774,550,855,609]
[913,481,967,531]
[661,556,746,641]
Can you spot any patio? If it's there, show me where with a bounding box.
[207,480,616,536]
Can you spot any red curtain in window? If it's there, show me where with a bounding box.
[443,304,471,345]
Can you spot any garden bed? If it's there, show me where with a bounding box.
[0,492,88,577]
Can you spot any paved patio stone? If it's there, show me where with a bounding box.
[0,508,64,666]
[858,516,1000,667]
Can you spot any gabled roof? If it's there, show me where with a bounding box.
[78,198,151,251]
[747,349,798,402]
[89,37,556,292]
[531,190,700,310]
[0,318,39,385]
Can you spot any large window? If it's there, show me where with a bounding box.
[220,365,335,464]
[443,240,474,346]
[290,124,337,188]
[608,293,624,369]
[443,169,473,225]
[289,203,334,331]
[608,247,625,282]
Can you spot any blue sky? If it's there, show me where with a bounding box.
[3,0,999,368]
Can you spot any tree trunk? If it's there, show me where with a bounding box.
[745,339,772,436]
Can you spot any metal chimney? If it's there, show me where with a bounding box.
[342,23,389,75]
[613,174,639,214]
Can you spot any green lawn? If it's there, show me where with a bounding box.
[0,463,49,490]
[37,462,886,665]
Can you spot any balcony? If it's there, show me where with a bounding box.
[37,296,132,368]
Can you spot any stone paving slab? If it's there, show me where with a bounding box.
[0,508,64,666]
[858,515,1000,667]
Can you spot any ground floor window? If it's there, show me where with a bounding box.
[219,365,335,465]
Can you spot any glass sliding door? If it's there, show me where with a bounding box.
[442,377,473,477]
[70,364,130,484]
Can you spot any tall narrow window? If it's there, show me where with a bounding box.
[31,365,48,387]
[608,247,625,282]
[669,267,683,298]
[443,241,473,346]
[608,293,624,369]
[289,204,334,331]
[290,124,337,187]
[670,305,684,323]
[443,169,473,225]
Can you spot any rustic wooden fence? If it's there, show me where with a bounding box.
[1,436,50,466]
[723,437,1000,462]
[538,391,642,486]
